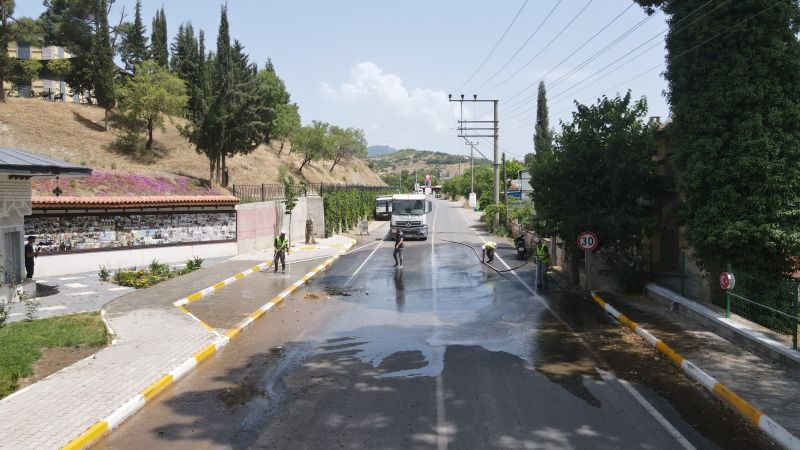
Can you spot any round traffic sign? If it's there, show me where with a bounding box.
[720,272,736,290]
[577,231,598,252]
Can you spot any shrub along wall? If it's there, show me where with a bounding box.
[323,189,395,237]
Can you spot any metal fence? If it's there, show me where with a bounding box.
[232,183,396,203]
[231,184,285,203]
[723,265,799,350]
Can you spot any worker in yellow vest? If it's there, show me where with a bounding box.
[274,231,290,273]
[482,241,497,264]
[535,238,550,288]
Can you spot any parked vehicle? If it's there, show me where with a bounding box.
[375,196,393,220]
[390,193,433,239]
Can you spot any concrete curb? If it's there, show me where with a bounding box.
[61,238,356,450]
[590,292,799,450]
[644,283,800,372]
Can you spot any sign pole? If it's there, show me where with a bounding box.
[577,231,598,293]
[585,251,590,292]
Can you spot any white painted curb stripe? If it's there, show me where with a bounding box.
[62,238,357,450]
[590,292,800,450]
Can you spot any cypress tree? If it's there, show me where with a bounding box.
[120,0,148,74]
[0,0,14,103]
[533,81,553,155]
[150,7,168,66]
[634,1,800,275]
[92,0,115,131]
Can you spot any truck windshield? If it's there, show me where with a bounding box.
[393,199,424,215]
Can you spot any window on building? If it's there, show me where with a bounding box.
[17,43,31,60]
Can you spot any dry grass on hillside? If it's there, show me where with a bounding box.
[0,98,383,195]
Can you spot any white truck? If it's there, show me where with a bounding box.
[390,193,433,239]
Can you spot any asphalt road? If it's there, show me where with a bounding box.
[92,199,774,450]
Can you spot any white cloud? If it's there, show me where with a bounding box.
[318,62,457,144]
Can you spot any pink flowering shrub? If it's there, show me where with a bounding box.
[32,171,223,197]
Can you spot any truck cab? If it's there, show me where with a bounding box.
[375,196,393,220]
[390,193,433,239]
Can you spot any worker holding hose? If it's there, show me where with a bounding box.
[535,238,550,288]
[481,241,497,264]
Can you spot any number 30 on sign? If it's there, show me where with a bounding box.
[577,231,598,252]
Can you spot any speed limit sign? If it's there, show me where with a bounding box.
[577,231,598,252]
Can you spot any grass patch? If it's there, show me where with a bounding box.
[0,312,108,398]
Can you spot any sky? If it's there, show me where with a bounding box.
[16,0,671,161]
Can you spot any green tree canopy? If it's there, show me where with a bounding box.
[150,6,167,66]
[91,0,115,130]
[528,92,658,280]
[329,126,368,172]
[293,121,334,173]
[118,0,148,74]
[272,102,300,155]
[117,60,187,150]
[633,0,800,275]
[533,80,553,156]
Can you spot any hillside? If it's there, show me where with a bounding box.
[0,98,383,196]
[369,148,490,179]
[367,145,396,157]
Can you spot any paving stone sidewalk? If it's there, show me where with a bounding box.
[602,292,800,439]
[0,236,353,450]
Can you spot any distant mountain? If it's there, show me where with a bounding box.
[367,145,397,157]
[369,148,490,178]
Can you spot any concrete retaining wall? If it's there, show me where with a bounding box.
[236,196,325,254]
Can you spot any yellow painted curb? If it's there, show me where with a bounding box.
[61,421,109,450]
[589,292,799,449]
[60,237,358,450]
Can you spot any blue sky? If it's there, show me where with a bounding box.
[17,0,670,160]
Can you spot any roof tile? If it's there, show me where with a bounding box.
[32,195,240,209]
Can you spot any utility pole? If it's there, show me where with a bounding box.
[449,94,499,226]
[502,152,508,230]
[463,139,477,208]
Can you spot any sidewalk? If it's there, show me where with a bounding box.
[5,258,227,323]
[598,291,800,439]
[0,235,354,450]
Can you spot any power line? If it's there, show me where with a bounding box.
[503,0,717,115]
[471,0,562,92]
[454,0,530,93]
[502,11,656,113]
[504,0,729,124]
[547,0,730,103]
[498,2,634,107]
[483,0,595,92]
[510,0,786,130]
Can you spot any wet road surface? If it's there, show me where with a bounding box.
[93,199,774,449]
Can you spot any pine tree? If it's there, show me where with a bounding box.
[0,0,14,103]
[634,0,800,275]
[150,7,168,66]
[119,0,148,74]
[533,81,553,155]
[92,0,115,131]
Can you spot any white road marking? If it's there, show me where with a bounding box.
[37,305,68,311]
[107,287,131,291]
[64,283,89,289]
[454,206,696,450]
[58,276,85,280]
[345,238,387,286]
[596,368,696,450]
[65,291,96,297]
[430,200,448,450]
[34,279,49,284]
